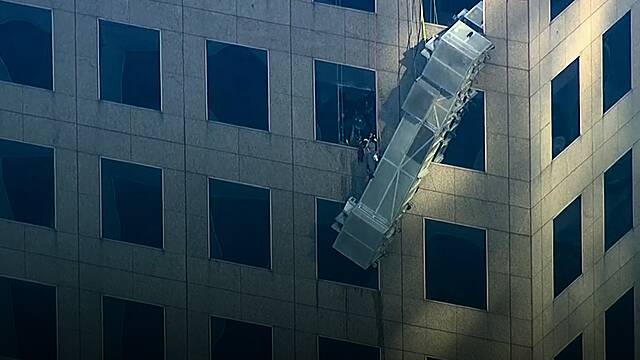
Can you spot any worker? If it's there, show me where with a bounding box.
[358,133,380,182]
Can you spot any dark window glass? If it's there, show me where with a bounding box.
[425,219,487,310]
[603,12,631,113]
[99,20,161,110]
[604,150,633,251]
[0,138,54,228]
[210,317,272,360]
[551,0,575,20]
[423,0,480,26]
[555,335,582,360]
[209,179,271,268]
[103,296,164,360]
[553,197,582,297]
[315,60,376,147]
[316,198,378,289]
[318,337,379,360]
[605,288,635,360]
[0,1,52,90]
[315,0,374,12]
[207,41,268,131]
[551,58,580,158]
[0,277,57,360]
[442,90,485,171]
[101,158,163,248]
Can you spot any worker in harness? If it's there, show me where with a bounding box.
[357,133,380,183]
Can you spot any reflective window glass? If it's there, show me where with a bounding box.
[603,11,631,113]
[553,196,582,297]
[0,276,57,360]
[604,150,633,251]
[211,317,272,359]
[101,158,163,248]
[0,138,54,228]
[0,0,52,90]
[315,60,376,147]
[554,335,582,360]
[207,41,269,131]
[316,198,378,289]
[315,0,374,12]
[423,0,480,26]
[425,219,487,310]
[551,58,580,158]
[318,337,379,360]
[99,20,161,110]
[605,288,635,360]
[209,179,271,268]
[103,296,164,360]
[442,90,485,171]
[551,0,575,21]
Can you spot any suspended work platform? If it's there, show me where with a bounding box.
[331,2,494,270]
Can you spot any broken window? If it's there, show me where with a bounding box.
[0,0,52,90]
[315,60,376,147]
[423,0,481,27]
[0,276,57,360]
[553,196,582,297]
[211,317,272,359]
[603,11,631,113]
[207,41,269,131]
[316,198,378,289]
[425,219,487,310]
[315,0,375,12]
[102,296,165,360]
[551,58,580,158]
[0,138,55,228]
[101,158,163,248]
[209,179,271,269]
[442,90,485,171]
[99,20,161,110]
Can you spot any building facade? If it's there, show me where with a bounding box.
[0,0,638,359]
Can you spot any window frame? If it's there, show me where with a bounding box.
[550,0,576,23]
[553,333,583,360]
[207,176,273,270]
[208,315,274,360]
[0,275,59,360]
[602,147,634,253]
[422,217,489,311]
[552,194,584,299]
[100,294,167,360]
[439,88,487,173]
[313,0,377,14]
[96,18,163,112]
[204,38,271,132]
[98,156,165,249]
[550,57,582,159]
[0,0,55,91]
[422,0,485,29]
[312,58,379,150]
[0,136,57,230]
[316,335,381,360]
[314,196,381,291]
[602,11,633,115]
[603,287,636,360]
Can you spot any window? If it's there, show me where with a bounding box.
[423,0,480,26]
[209,179,271,268]
[555,335,582,360]
[314,0,374,12]
[316,198,378,289]
[315,60,376,147]
[553,196,582,297]
[551,0,575,21]
[102,296,164,360]
[207,41,268,131]
[99,20,161,110]
[603,11,631,113]
[551,58,580,158]
[442,90,485,171]
[101,158,163,248]
[0,138,54,228]
[0,277,57,360]
[604,150,633,251]
[605,288,635,360]
[211,317,272,359]
[318,337,379,360]
[0,1,52,90]
[425,219,487,310]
